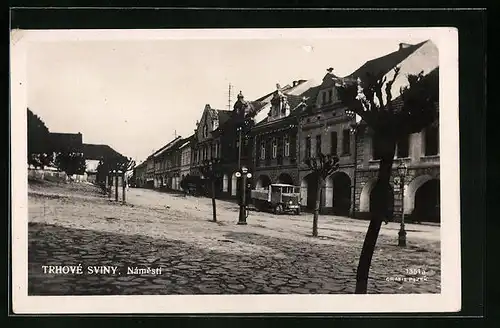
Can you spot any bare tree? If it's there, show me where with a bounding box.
[200,158,222,222]
[304,153,340,237]
[337,67,439,294]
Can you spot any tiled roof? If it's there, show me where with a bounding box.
[216,109,233,126]
[153,136,185,158]
[82,143,125,161]
[48,132,83,153]
[345,41,428,79]
[289,85,321,115]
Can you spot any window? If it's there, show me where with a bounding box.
[328,89,333,103]
[203,125,208,138]
[316,135,322,155]
[260,141,266,159]
[284,135,290,157]
[223,174,228,192]
[273,106,279,118]
[330,131,338,155]
[396,135,409,158]
[272,138,278,159]
[322,92,327,105]
[305,136,312,158]
[342,129,351,155]
[425,125,439,156]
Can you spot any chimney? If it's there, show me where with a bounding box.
[293,81,298,87]
[399,43,412,50]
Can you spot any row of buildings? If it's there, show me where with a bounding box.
[27,117,126,184]
[133,40,440,223]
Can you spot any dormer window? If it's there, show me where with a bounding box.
[211,120,218,131]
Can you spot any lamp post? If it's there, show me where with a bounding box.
[237,125,242,169]
[397,161,408,247]
[236,166,252,225]
[346,109,358,219]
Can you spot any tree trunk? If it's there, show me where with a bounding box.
[211,178,217,222]
[115,173,119,201]
[312,174,324,237]
[122,173,126,203]
[355,137,396,294]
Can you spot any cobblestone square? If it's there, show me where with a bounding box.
[28,181,441,295]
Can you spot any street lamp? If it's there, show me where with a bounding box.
[397,161,408,247]
[236,166,252,225]
[346,109,358,219]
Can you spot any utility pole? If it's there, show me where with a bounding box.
[115,171,119,202]
[227,83,233,111]
[122,172,126,203]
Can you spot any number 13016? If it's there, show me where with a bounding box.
[405,268,427,275]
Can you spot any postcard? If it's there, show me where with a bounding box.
[10,27,460,314]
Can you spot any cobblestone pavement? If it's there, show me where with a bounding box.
[28,181,441,295]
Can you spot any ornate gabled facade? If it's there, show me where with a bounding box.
[297,68,356,215]
[250,80,315,192]
[190,104,228,174]
[189,104,232,195]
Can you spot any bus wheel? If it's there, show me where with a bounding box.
[274,204,283,215]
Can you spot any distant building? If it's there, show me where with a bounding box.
[133,161,149,188]
[145,155,155,188]
[48,132,83,154]
[179,136,193,185]
[153,136,185,190]
[81,143,125,184]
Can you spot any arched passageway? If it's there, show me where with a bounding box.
[413,179,440,223]
[304,173,318,210]
[255,175,271,189]
[277,173,294,185]
[330,172,352,216]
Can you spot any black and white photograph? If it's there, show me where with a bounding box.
[11,27,460,314]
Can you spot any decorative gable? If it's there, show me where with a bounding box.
[268,84,291,122]
[316,68,343,108]
[195,104,220,142]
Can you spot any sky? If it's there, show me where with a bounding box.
[26,31,429,164]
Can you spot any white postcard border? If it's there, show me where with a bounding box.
[10,27,461,314]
